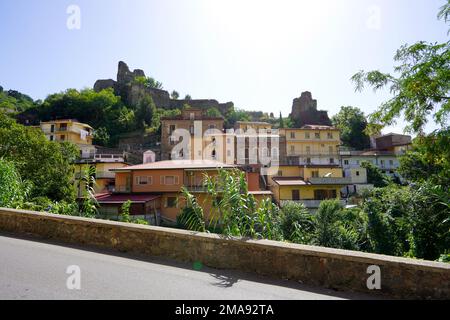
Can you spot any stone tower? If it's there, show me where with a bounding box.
[290,91,332,127]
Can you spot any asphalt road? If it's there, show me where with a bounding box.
[0,233,376,300]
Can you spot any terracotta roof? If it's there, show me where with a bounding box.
[112,160,236,171]
[96,193,160,204]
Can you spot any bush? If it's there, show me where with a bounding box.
[280,201,314,244]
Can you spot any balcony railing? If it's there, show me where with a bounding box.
[280,199,347,208]
[308,177,352,185]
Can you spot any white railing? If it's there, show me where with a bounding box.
[308,177,352,185]
[281,199,347,208]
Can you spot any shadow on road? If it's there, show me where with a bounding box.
[0,231,380,300]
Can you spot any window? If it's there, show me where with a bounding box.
[306,146,311,154]
[49,135,54,141]
[290,132,295,139]
[330,158,335,164]
[166,197,177,208]
[227,150,231,157]
[356,171,360,176]
[60,135,66,141]
[389,160,394,165]
[312,170,319,178]
[305,132,310,139]
[277,170,283,177]
[208,124,216,129]
[327,132,333,139]
[344,160,349,165]
[290,145,295,153]
[136,176,152,185]
[162,176,179,185]
[189,125,194,134]
[292,190,300,201]
[306,158,311,164]
[315,132,320,139]
[227,138,231,144]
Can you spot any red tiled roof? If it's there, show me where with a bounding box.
[96,193,160,204]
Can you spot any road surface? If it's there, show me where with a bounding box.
[0,233,376,300]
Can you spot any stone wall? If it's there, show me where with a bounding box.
[0,207,449,299]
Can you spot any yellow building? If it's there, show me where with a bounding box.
[267,124,350,211]
[40,119,95,157]
[269,165,351,211]
[74,157,128,198]
[280,125,341,166]
[234,121,272,132]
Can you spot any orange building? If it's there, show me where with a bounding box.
[103,160,271,224]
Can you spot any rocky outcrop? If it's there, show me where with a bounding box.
[290,91,332,127]
[94,61,234,114]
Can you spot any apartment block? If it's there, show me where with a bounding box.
[160,108,228,162]
[280,125,341,166]
[40,119,95,158]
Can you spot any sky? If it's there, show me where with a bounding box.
[0,0,448,134]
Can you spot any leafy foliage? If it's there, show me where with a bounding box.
[0,159,30,208]
[361,160,392,187]
[332,106,371,149]
[351,2,450,133]
[0,113,79,201]
[398,128,450,186]
[179,170,282,240]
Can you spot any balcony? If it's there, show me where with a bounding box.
[280,199,347,208]
[75,171,115,179]
[95,171,116,179]
[308,177,352,185]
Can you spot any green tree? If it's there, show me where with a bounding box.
[351,1,450,133]
[79,166,98,218]
[331,106,371,149]
[177,187,206,232]
[206,107,222,118]
[279,201,314,244]
[184,94,192,100]
[279,112,285,129]
[0,159,29,208]
[171,90,180,100]
[93,127,110,146]
[0,114,79,201]
[360,161,392,187]
[135,95,156,129]
[398,128,450,186]
[180,169,282,240]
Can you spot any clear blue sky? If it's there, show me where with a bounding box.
[0,0,448,134]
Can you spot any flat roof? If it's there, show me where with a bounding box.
[282,125,338,131]
[96,193,160,204]
[248,190,273,195]
[272,177,308,186]
[112,160,236,171]
[235,121,271,125]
